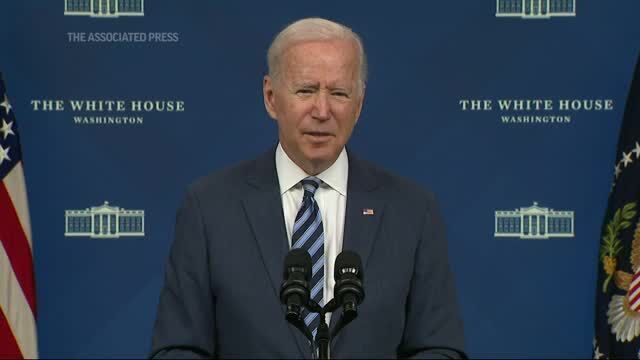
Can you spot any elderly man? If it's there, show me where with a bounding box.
[151,18,465,358]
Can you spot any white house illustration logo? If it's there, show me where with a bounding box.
[496,0,575,19]
[65,201,145,238]
[495,202,574,239]
[64,0,144,18]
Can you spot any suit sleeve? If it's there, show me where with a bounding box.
[398,193,466,359]
[150,188,216,359]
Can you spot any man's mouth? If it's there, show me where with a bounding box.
[305,131,332,137]
[304,131,333,143]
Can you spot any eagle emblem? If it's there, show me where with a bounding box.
[601,202,640,342]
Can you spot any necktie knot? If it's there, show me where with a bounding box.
[301,176,321,198]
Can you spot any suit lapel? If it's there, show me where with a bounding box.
[243,192,288,307]
[330,151,386,343]
[242,148,310,358]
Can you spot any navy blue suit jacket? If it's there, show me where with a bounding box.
[151,148,465,358]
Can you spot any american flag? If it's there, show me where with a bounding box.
[0,74,38,358]
[594,56,640,358]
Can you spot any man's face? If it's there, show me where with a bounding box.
[263,39,365,175]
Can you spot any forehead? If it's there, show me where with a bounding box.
[281,39,359,83]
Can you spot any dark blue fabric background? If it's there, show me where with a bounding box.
[1,1,639,357]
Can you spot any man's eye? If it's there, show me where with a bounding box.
[332,92,349,98]
[297,89,314,94]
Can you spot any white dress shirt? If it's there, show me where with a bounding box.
[275,143,348,326]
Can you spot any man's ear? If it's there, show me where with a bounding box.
[354,83,366,123]
[263,75,278,120]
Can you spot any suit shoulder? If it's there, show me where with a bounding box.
[358,158,438,204]
[186,158,255,199]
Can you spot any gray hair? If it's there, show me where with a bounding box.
[267,18,368,89]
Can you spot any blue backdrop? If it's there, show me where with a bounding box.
[1,1,639,358]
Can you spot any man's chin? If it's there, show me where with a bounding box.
[302,148,341,168]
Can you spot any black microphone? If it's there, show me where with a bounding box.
[280,249,312,324]
[333,251,365,321]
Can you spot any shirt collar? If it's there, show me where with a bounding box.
[275,143,348,196]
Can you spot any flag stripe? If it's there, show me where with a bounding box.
[0,240,37,358]
[0,307,22,359]
[3,163,33,248]
[0,181,36,314]
[630,274,640,294]
[629,287,640,306]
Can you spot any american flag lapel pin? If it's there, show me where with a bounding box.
[362,208,374,216]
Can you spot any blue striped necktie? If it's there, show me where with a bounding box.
[291,176,324,337]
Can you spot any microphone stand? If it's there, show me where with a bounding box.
[306,299,346,359]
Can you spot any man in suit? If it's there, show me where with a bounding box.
[151,18,465,358]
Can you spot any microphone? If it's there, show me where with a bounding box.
[280,249,312,330]
[333,251,365,321]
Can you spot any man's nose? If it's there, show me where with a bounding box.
[312,91,331,121]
